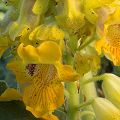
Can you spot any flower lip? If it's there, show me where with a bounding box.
[106,24,120,47]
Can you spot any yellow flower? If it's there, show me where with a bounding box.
[95,24,120,66]
[7,58,79,118]
[95,6,120,66]
[82,0,115,24]
[17,41,79,82]
[7,60,63,118]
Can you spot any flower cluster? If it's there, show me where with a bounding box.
[0,0,120,120]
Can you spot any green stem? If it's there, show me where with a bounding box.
[66,82,80,120]
[76,99,94,110]
[80,72,97,120]
[81,74,104,85]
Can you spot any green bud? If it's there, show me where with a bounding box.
[102,73,120,109]
[32,0,49,15]
[92,97,120,120]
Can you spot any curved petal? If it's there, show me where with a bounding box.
[23,64,64,117]
[42,114,59,120]
[29,24,64,41]
[37,41,62,64]
[17,43,40,64]
[0,88,22,101]
[55,63,80,82]
[95,39,105,55]
[7,59,32,83]
[103,42,120,65]
[17,41,62,64]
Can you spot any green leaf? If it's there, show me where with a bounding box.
[0,80,8,95]
[0,100,40,120]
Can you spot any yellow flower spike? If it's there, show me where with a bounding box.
[0,88,22,101]
[17,43,40,64]
[55,63,80,82]
[29,24,65,41]
[37,41,62,64]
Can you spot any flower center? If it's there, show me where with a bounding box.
[106,24,120,47]
[26,64,36,76]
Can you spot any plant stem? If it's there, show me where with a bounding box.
[66,82,80,120]
[80,72,97,120]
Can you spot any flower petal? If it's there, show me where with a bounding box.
[7,59,32,83]
[0,88,22,101]
[37,41,62,64]
[29,24,64,41]
[17,41,62,64]
[23,64,64,116]
[17,43,40,64]
[55,63,80,82]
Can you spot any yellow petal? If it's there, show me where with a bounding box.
[74,52,100,77]
[96,24,120,65]
[23,64,64,117]
[37,41,62,64]
[103,42,120,65]
[106,6,120,25]
[83,0,115,24]
[95,39,105,55]
[55,63,80,82]
[17,43,40,64]
[42,114,59,120]
[17,41,62,64]
[7,59,32,83]
[0,88,22,101]
[29,24,64,41]
[26,107,59,120]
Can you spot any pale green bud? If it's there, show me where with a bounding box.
[102,73,120,109]
[92,97,120,120]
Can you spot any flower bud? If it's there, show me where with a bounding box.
[102,73,120,109]
[92,97,120,120]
